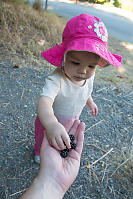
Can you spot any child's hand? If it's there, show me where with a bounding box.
[88,101,98,116]
[45,121,71,151]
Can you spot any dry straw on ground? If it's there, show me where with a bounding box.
[110,144,133,192]
[0,0,66,68]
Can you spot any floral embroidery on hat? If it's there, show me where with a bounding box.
[94,21,108,42]
[95,42,107,52]
[88,25,92,29]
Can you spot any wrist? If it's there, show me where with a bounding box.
[87,96,93,103]
[37,174,64,199]
[87,99,94,106]
[45,120,58,130]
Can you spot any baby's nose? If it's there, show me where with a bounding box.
[78,66,87,74]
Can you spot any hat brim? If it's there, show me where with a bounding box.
[41,38,122,67]
[41,44,65,67]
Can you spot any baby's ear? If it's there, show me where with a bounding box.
[98,58,110,67]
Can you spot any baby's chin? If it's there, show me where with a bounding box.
[70,78,86,86]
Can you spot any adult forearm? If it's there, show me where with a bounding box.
[20,176,64,199]
[20,178,45,199]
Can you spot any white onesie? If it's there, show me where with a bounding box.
[41,68,94,124]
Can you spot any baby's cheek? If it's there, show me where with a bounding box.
[87,73,94,79]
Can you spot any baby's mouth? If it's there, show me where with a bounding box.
[73,76,86,81]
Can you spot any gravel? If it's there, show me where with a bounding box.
[0,59,133,199]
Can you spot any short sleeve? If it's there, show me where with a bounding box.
[41,70,61,101]
[87,73,95,96]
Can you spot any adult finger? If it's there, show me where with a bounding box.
[68,120,80,138]
[64,119,74,133]
[75,122,85,155]
[41,132,49,152]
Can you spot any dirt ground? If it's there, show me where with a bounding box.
[0,58,133,199]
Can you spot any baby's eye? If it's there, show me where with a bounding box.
[88,65,96,68]
[71,61,80,65]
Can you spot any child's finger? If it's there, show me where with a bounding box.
[94,107,98,116]
[93,109,96,115]
[62,134,71,149]
[92,109,95,115]
[52,139,61,150]
[56,137,66,150]
[96,108,98,115]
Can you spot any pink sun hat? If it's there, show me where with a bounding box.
[41,13,122,67]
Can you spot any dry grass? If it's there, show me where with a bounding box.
[110,143,133,192]
[0,0,67,68]
[84,121,133,195]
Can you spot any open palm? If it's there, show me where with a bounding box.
[40,120,85,193]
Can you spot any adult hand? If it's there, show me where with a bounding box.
[20,119,85,199]
[39,119,85,196]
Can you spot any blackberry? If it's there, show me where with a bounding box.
[60,135,77,158]
[69,134,75,142]
[70,142,76,150]
[60,148,69,158]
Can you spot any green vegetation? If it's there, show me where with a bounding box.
[87,0,110,4]
[80,0,133,11]
[113,0,122,8]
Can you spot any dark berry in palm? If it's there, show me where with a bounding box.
[69,134,75,142]
[60,148,69,158]
[70,142,76,150]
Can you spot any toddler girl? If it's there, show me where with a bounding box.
[34,13,122,163]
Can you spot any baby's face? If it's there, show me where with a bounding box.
[64,51,100,85]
